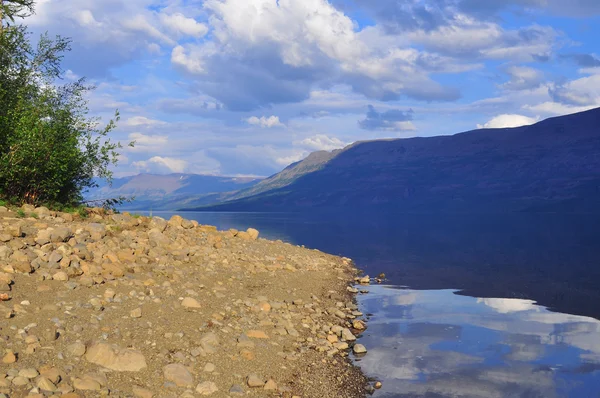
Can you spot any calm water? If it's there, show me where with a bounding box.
[144,211,600,397]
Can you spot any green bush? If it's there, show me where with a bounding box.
[0,1,130,208]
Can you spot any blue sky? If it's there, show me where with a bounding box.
[27,0,600,177]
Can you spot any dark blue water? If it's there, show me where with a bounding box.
[143,211,600,397]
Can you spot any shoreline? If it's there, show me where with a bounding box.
[0,206,370,397]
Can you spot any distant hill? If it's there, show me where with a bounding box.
[86,173,262,210]
[197,107,600,213]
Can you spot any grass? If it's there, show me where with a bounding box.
[16,209,26,218]
[30,212,38,219]
[0,199,6,207]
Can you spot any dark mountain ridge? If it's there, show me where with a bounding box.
[197,107,600,212]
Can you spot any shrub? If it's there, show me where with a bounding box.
[0,1,131,208]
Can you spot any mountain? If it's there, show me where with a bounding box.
[197,107,600,213]
[86,173,262,210]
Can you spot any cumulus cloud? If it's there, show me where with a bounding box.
[132,156,188,173]
[159,13,209,38]
[358,105,416,131]
[245,116,284,128]
[295,135,347,151]
[477,114,540,129]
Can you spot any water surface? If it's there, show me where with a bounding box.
[144,211,600,397]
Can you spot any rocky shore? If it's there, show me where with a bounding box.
[0,205,371,397]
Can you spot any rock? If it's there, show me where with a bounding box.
[247,374,265,388]
[196,360,212,372]
[73,378,101,391]
[130,307,142,318]
[195,381,219,395]
[36,376,57,392]
[67,342,87,357]
[264,379,277,390]
[0,234,11,242]
[341,328,356,342]
[246,330,269,339]
[149,217,168,232]
[12,376,29,386]
[85,342,147,371]
[246,228,259,240]
[181,297,201,309]
[86,223,106,241]
[52,271,69,281]
[2,350,16,364]
[236,231,252,240]
[19,368,39,378]
[14,262,33,274]
[374,381,382,389]
[352,320,366,330]
[132,386,154,398]
[163,363,194,387]
[229,384,245,395]
[50,227,72,242]
[168,215,184,228]
[353,344,367,354]
[358,275,370,285]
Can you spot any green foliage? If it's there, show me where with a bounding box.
[15,208,25,218]
[0,1,130,208]
[30,211,37,218]
[0,199,5,206]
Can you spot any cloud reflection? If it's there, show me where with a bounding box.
[356,286,600,397]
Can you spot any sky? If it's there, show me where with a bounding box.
[25,0,600,177]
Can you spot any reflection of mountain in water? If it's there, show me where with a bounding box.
[358,287,600,398]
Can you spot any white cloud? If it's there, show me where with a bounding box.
[132,156,188,173]
[246,116,284,128]
[295,134,347,151]
[478,298,539,313]
[159,13,209,38]
[124,116,167,127]
[477,114,540,129]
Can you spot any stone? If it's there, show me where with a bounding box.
[203,363,215,373]
[247,374,265,388]
[85,342,147,371]
[12,376,29,386]
[163,363,194,387]
[73,378,101,391]
[353,344,367,354]
[246,228,259,240]
[36,376,57,392]
[168,215,184,228]
[149,217,168,232]
[341,328,356,342]
[352,320,366,330]
[264,379,278,391]
[358,275,370,285]
[132,386,154,398]
[246,330,269,339]
[181,297,201,309]
[50,227,72,242]
[86,223,106,241]
[2,350,16,364]
[67,342,87,357]
[52,271,69,281]
[19,368,39,378]
[229,384,245,395]
[130,308,142,318]
[195,381,218,395]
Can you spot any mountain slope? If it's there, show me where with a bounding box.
[200,107,600,212]
[86,173,262,210]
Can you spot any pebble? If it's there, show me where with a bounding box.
[203,363,216,373]
[2,350,16,364]
[181,297,201,309]
[247,374,265,388]
[229,384,245,395]
[195,381,219,395]
[163,363,194,387]
[130,307,142,318]
[353,344,367,354]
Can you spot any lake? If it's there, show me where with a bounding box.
[143,211,600,397]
